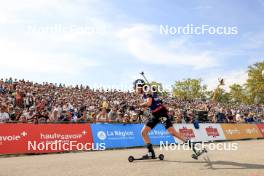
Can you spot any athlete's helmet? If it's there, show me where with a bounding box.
[133,79,145,89]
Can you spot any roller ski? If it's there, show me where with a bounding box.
[128,143,164,162]
[128,153,164,162]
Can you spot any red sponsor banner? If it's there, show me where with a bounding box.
[179,127,195,139]
[205,126,220,138]
[0,124,93,154]
[256,124,264,138]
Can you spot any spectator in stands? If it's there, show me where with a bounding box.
[15,88,24,108]
[261,115,264,123]
[130,112,139,122]
[235,112,243,123]
[49,105,59,122]
[216,108,228,123]
[123,114,130,123]
[244,112,255,123]
[0,77,263,124]
[22,106,35,122]
[75,106,87,122]
[14,107,23,121]
[19,114,27,123]
[168,108,177,123]
[0,104,9,122]
[108,105,118,121]
[226,109,235,123]
[96,108,108,122]
[0,84,5,94]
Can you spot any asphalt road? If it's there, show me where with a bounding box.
[0,140,264,176]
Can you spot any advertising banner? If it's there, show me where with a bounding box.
[256,124,264,138]
[90,124,175,149]
[0,124,93,154]
[173,124,204,142]
[1,123,263,154]
[173,123,226,142]
[199,124,226,141]
[221,124,262,140]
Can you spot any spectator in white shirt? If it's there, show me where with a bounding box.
[0,104,10,122]
[22,106,35,122]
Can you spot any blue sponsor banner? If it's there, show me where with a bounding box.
[91,124,175,149]
[149,124,176,145]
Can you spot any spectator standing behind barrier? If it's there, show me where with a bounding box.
[244,112,255,123]
[76,106,87,122]
[23,106,36,122]
[0,104,9,122]
[235,112,243,123]
[50,105,59,122]
[168,108,178,123]
[216,107,228,123]
[108,105,118,121]
[97,97,109,121]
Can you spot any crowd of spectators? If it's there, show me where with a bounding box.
[0,78,263,124]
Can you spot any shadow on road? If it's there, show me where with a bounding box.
[164,156,264,170]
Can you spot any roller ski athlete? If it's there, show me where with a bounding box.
[129,75,207,162]
[133,78,186,160]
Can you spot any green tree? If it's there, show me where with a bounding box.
[229,84,246,103]
[172,78,207,100]
[214,88,231,103]
[246,61,264,104]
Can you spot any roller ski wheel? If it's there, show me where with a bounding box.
[158,154,164,160]
[128,156,135,162]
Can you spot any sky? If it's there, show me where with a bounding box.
[0,0,263,91]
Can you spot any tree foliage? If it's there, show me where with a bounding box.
[159,61,264,104]
[172,78,207,100]
[246,61,264,104]
[229,84,246,103]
